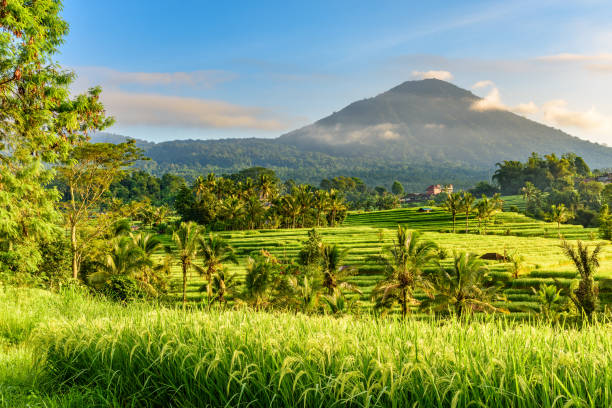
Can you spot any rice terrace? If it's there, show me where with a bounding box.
[1,1,612,407]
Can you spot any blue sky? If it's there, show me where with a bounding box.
[60,0,612,145]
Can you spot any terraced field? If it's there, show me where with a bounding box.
[161,207,612,314]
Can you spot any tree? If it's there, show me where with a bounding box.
[460,192,475,233]
[57,141,143,279]
[532,284,564,319]
[561,240,601,319]
[475,193,502,234]
[372,226,437,318]
[198,233,238,300]
[327,189,347,227]
[507,250,528,279]
[319,244,360,296]
[0,3,112,276]
[244,254,275,308]
[443,192,462,233]
[313,190,329,227]
[171,221,203,306]
[548,204,569,237]
[207,269,237,303]
[391,181,404,196]
[425,252,505,317]
[598,204,612,240]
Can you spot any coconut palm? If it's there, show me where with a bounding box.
[425,252,506,317]
[243,194,265,229]
[198,233,238,300]
[561,240,601,319]
[443,192,462,233]
[152,205,171,227]
[549,204,569,237]
[521,182,539,205]
[257,173,275,201]
[320,244,361,296]
[475,194,502,234]
[244,255,275,308]
[171,221,203,306]
[461,192,475,233]
[371,226,437,318]
[313,190,329,227]
[280,194,300,228]
[327,189,346,227]
[206,269,238,303]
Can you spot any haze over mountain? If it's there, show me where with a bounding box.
[94,79,612,189]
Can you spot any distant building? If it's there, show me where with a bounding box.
[426,184,453,196]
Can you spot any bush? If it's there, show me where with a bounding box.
[100,275,146,303]
[509,205,519,212]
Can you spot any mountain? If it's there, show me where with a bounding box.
[92,79,612,190]
[278,79,612,168]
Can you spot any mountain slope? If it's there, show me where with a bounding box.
[278,79,611,168]
[92,79,612,189]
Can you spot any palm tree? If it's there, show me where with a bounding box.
[220,196,245,230]
[531,284,564,319]
[327,189,346,227]
[319,244,361,296]
[561,240,601,319]
[507,250,528,279]
[171,221,203,306]
[207,269,237,303]
[371,226,437,318]
[520,182,539,206]
[153,205,171,227]
[244,255,274,308]
[314,190,329,227]
[461,192,475,233]
[257,173,275,201]
[193,176,207,202]
[475,194,502,234]
[425,252,506,317]
[129,232,171,289]
[549,204,569,237]
[198,233,238,300]
[443,192,462,233]
[244,194,265,229]
[280,194,300,228]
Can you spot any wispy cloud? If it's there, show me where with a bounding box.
[412,70,453,80]
[537,53,612,62]
[101,90,287,130]
[75,67,237,89]
[541,99,609,130]
[470,80,538,114]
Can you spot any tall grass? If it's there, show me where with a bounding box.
[2,287,610,407]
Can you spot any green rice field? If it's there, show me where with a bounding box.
[1,287,611,407]
[160,206,612,314]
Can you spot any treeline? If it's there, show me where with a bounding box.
[492,153,612,230]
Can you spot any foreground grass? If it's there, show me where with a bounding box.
[1,287,611,407]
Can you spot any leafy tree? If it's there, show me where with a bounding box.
[561,240,601,319]
[443,192,462,233]
[198,233,238,300]
[507,250,528,279]
[0,2,112,276]
[171,221,203,306]
[598,204,612,240]
[57,141,143,279]
[391,181,404,196]
[425,252,506,317]
[244,254,275,308]
[475,194,502,234]
[372,226,437,318]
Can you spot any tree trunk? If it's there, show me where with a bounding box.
[401,289,407,319]
[465,211,469,234]
[182,264,187,306]
[71,222,78,280]
[452,214,456,233]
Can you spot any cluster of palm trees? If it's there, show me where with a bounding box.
[180,173,347,230]
[443,192,503,234]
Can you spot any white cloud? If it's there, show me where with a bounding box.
[472,80,495,89]
[411,70,454,81]
[101,90,286,130]
[541,99,609,130]
[537,53,612,62]
[470,80,538,115]
[424,123,446,129]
